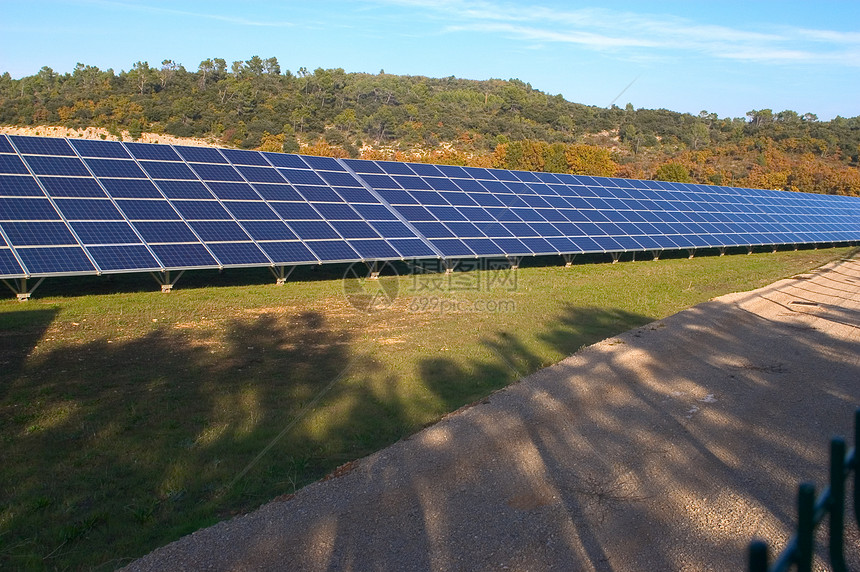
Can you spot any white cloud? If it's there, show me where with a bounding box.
[373,0,860,66]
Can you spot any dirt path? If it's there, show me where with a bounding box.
[126,255,860,571]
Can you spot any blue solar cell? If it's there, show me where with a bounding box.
[360,173,400,189]
[206,181,257,200]
[39,177,106,198]
[100,178,162,198]
[440,192,478,206]
[259,240,317,263]
[279,168,327,186]
[397,205,436,221]
[456,207,494,221]
[353,204,397,220]
[393,176,432,190]
[262,153,309,169]
[409,190,448,205]
[173,200,231,220]
[370,221,416,238]
[24,156,90,177]
[476,222,513,237]
[158,180,218,199]
[331,220,379,239]
[290,221,340,240]
[151,243,217,268]
[252,183,304,202]
[349,239,399,259]
[413,221,454,238]
[270,202,321,220]
[175,146,227,164]
[0,175,43,197]
[427,206,466,221]
[434,165,468,179]
[224,201,279,220]
[139,161,196,180]
[84,158,146,178]
[125,142,181,161]
[192,163,244,182]
[314,202,359,220]
[463,238,504,255]
[444,222,484,237]
[388,238,437,258]
[406,163,443,177]
[237,165,284,183]
[11,136,75,156]
[544,236,577,252]
[504,222,539,237]
[0,198,60,220]
[454,179,487,192]
[520,237,556,254]
[221,148,268,166]
[333,187,379,203]
[0,135,14,154]
[470,193,504,207]
[189,220,251,242]
[307,240,359,261]
[242,221,297,241]
[2,221,77,246]
[89,244,160,271]
[0,248,25,276]
[429,238,474,257]
[0,154,30,174]
[132,221,198,242]
[422,177,461,191]
[295,185,343,202]
[373,161,412,175]
[302,155,345,171]
[17,246,95,273]
[116,199,180,220]
[343,159,384,174]
[55,199,123,220]
[71,221,141,244]
[377,189,417,204]
[208,242,270,265]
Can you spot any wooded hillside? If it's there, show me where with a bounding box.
[2,56,859,195]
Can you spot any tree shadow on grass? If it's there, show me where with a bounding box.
[0,309,416,570]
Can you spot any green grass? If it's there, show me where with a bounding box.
[0,247,854,570]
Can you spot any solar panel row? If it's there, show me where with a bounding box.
[1,134,859,282]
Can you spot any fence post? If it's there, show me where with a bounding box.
[749,540,769,572]
[829,438,846,572]
[796,482,815,572]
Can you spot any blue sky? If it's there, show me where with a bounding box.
[2,0,859,120]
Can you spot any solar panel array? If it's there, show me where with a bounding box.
[2,134,859,283]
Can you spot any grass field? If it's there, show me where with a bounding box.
[0,246,855,570]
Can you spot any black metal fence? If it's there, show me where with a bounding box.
[749,409,858,572]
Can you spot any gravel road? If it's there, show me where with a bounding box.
[126,254,860,571]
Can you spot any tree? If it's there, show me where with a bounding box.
[565,145,617,176]
[654,162,693,183]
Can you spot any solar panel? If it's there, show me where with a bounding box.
[1,135,859,292]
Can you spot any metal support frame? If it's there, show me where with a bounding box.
[365,261,380,280]
[772,245,778,253]
[3,277,46,302]
[271,265,296,286]
[443,259,455,275]
[718,247,727,256]
[794,244,799,251]
[687,249,696,259]
[562,254,576,267]
[610,252,621,264]
[747,246,754,255]
[151,270,185,293]
[651,250,663,261]
[509,256,521,270]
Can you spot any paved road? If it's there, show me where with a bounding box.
[127,255,860,571]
